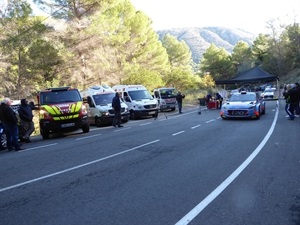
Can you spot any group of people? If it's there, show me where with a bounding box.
[205,92,223,109]
[0,97,36,151]
[283,82,300,120]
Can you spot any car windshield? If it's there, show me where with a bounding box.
[93,93,115,105]
[40,90,82,104]
[229,94,256,102]
[129,90,153,100]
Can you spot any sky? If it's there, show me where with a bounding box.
[130,0,299,35]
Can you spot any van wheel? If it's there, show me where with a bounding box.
[95,117,102,127]
[130,110,136,120]
[41,130,49,140]
[82,124,90,133]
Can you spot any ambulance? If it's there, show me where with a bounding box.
[80,85,130,126]
[38,86,90,139]
[112,85,159,119]
[153,87,177,111]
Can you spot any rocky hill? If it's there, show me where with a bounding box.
[157,27,256,63]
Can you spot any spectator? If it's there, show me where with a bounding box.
[283,84,296,120]
[294,82,300,117]
[205,93,212,105]
[176,91,185,114]
[0,98,24,151]
[18,98,35,143]
[112,93,123,127]
[215,92,223,109]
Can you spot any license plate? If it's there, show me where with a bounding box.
[149,111,156,115]
[234,111,245,116]
[61,123,75,128]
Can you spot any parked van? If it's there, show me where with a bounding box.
[153,87,177,111]
[112,85,159,119]
[80,85,130,127]
[38,86,90,139]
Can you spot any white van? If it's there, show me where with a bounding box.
[80,85,130,127]
[112,85,159,119]
[153,87,177,111]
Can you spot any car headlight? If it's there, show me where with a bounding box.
[40,109,49,117]
[100,110,109,116]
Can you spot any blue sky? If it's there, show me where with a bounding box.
[130,0,300,35]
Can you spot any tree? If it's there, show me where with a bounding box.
[0,0,58,98]
[231,41,253,73]
[251,34,271,66]
[200,44,233,80]
[283,23,300,69]
[161,33,196,90]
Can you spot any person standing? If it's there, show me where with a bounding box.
[283,84,296,120]
[215,92,223,109]
[294,82,300,116]
[176,91,185,114]
[112,92,123,127]
[0,98,24,151]
[18,98,35,143]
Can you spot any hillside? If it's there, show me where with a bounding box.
[157,27,256,63]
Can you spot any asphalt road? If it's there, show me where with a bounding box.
[0,100,299,225]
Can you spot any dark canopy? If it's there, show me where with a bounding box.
[216,66,278,85]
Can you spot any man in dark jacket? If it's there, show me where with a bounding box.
[176,91,185,114]
[0,98,24,151]
[294,82,300,116]
[18,98,35,143]
[283,84,297,120]
[112,93,123,127]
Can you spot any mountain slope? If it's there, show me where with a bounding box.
[157,27,255,63]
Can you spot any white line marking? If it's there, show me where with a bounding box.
[172,131,185,136]
[175,101,279,225]
[20,143,58,152]
[140,122,152,126]
[76,134,102,140]
[0,139,160,193]
[206,119,215,123]
[191,125,201,129]
[114,127,131,132]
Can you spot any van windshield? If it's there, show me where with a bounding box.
[129,90,153,100]
[159,89,176,98]
[93,93,115,105]
[40,90,82,104]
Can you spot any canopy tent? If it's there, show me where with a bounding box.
[215,66,278,85]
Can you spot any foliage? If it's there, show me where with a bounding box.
[1,0,300,101]
[231,41,254,72]
[200,44,234,80]
[0,0,60,99]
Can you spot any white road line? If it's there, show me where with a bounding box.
[172,131,185,136]
[114,127,131,132]
[76,134,102,140]
[191,125,201,129]
[206,119,215,123]
[140,122,152,126]
[20,143,58,152]
[175,101,279,225]
[0,139,160,193]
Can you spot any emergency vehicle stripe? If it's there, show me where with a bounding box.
[52,106,61,114]
[44,105,56,115]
